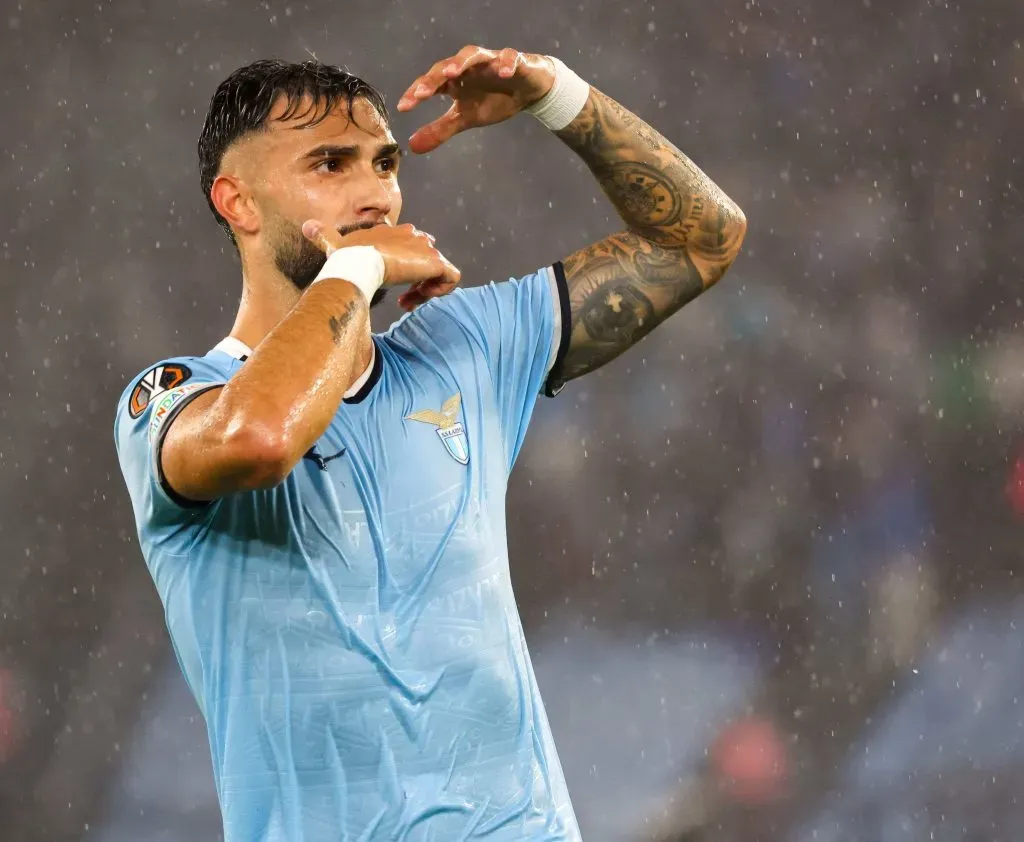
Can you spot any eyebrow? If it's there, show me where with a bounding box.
[301,143,403,162]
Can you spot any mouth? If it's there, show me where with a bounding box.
[336,220,389,238]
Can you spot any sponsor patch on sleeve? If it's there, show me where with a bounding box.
[128,363,193,418]
[147,381,212,442]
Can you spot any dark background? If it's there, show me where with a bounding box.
[2,1,1023,840]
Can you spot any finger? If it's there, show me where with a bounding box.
[438,252,461,286]
[407,106,464,155]
[396,278,441,311]
[396,254,461,310]
[497,48,522,78]
[396,71,444,112]
[397,225,437,247]
[400,46,477,104]
[441,47,495,80]
[399,225,436,247]
[301,219,344,255]
[397,274,458,312]
[428,257,462,294]
[404,224,433,240]
[396,54,458,111]
[396,283,430,312]
[442,259,462,288]
[396,47,494,111]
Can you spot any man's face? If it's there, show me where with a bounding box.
[231,95,403,290]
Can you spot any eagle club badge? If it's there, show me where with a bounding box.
[406,393,469,465]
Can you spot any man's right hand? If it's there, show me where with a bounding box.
[302,221,461,312]
[160,224,460,506]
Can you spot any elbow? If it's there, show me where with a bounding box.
[705,202,748,279]
[733,204,748,245]
[219,417,296,491]
[686,202,747,290]
[722,201,748,261]
[245,435,295,491]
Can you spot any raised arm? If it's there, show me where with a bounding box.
[548,86,747,391]
[395,46,747,394]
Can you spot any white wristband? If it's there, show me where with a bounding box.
[525,57,591,131]
[312,246,385,302]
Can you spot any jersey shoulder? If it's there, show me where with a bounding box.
[114,350,235,435]
[381,267,555,359]
[382,285,490,356]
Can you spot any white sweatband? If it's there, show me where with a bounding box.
[312,246,385,303]
[525,57,591,131]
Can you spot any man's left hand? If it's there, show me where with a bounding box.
[397,46,555,154]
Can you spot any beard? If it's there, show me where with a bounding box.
[270,215,387,307]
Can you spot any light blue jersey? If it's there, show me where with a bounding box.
[113,265,581,842]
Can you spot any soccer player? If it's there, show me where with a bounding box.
[114,46,745,841]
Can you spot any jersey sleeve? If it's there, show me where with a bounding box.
[113,355,231,543]
[419,263,571,470]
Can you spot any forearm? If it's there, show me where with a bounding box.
[218,279,370,466]
[537,79,747,389]
[554,87,745,259]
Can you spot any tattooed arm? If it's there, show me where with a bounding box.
[392,45,743,390]
[546,88,746,392]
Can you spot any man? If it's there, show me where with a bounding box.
[114,45,745,841]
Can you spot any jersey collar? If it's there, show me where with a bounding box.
[213,336,252,362]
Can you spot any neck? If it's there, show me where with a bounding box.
[228,246,375,377]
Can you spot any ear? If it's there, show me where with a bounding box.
[210,174,260,236]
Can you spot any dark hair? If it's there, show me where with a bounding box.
[198,59,390,237]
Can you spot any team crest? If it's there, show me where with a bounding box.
[406,393,470,465]
[128,363,192,418]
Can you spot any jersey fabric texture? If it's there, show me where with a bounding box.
[113,265,582,842]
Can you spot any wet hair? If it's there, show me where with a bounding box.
[198,59,390,237]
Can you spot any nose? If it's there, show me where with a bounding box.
[350,167,393,221]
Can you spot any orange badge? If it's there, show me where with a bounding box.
[128,363,192,418]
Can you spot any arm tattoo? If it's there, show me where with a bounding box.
[547,88,747,389]
[328,300,359,345]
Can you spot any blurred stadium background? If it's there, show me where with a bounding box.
[2,0,1023,839]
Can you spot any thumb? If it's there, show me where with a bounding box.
[408,105,464,155]
[301,219,344,255]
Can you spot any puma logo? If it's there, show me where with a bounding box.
[303,447,347,471]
